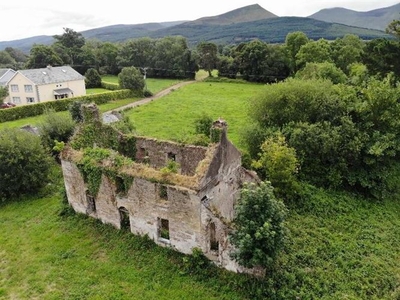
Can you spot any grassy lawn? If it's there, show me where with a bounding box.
[0,78,185,130]
[0,98,139,130]
[101,75,183,95]
[0,190,248,300]
[125,81,265,149]
[86,88,109,94]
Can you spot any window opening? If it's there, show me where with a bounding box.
[210,222,219,251]
[158,218,170,240]
[86,191,96,214]
[119,207,130,231]
[159,185,168,200]
[115,176,125,194]
[167,152,176,161]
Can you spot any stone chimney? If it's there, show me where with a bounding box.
[210,117,228,144]
[82,103,100,123]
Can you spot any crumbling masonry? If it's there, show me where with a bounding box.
[61,104,259,273]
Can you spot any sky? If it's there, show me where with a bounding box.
[0,0,399,41]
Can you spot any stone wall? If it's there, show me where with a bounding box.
[135,137,208,176]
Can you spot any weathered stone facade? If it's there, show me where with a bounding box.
[61,105,259,273]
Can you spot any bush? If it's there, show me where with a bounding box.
[194,112,213,137]
[143,89,153,97]
[69,101,84,123]
[0,128,52,200]
[118,67,145,95]
[38,109,76,156]
[252,134,300,202]
[229,181,288,269]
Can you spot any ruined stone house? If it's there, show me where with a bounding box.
[61,104,259,273]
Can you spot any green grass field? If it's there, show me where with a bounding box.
[101,75,183,95]
[0,78,184,130]
[125,81,265,149]
[0,193,250,300]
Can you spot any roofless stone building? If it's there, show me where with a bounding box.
[61,104,260,273]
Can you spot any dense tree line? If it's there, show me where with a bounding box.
[1,26,400,85]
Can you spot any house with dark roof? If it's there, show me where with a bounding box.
[6,65,85,106]
[0,68,16,87]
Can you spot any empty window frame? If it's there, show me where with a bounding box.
[159,185,168,200]
[119,207,130,231]
[158,218,170,240]
[209,222,219,251]
[167,152,176,161]
[86,191,96,214]
[26,97,35,103]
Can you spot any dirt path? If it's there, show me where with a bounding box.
[104,80,196,114]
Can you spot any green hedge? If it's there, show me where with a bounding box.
[0,90,134,123]
[101,82,120,90]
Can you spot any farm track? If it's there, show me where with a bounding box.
[103,80,196,116]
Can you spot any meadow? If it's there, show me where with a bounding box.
[0,76,399,299]
[125,81,265,148]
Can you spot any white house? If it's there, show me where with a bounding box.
[0,68,16,87]
[6,65,85,106]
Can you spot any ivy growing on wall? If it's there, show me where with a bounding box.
[76,147,135,197]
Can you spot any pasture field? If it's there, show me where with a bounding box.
[125,81,265,149]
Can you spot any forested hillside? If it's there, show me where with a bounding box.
[310,2,400,31]
[0,4,391,53]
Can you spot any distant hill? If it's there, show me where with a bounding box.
[0,4,392,53]
[81,21,187,43]
[148,17,391,45]
[0,21,185,53]
[189,4,277,25]
[309,2,400,31]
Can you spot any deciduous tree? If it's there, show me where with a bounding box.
[196,41,218,77]
[118,66,145,95]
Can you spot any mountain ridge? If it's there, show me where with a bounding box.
[0,3,394,52]
[309,2,400,31]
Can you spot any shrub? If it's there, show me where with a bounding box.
[69,100,84,123]
[0,128,52,200]
[0,90,134,123]
[38,109,76,156]
[229,181,288,269]
[194,112,213,137]
[252,134,300,202]
[118,67,145,95]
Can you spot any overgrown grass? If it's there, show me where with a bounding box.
[125,81,265,149]
[1,175,399,299]
[0,186,253,300]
